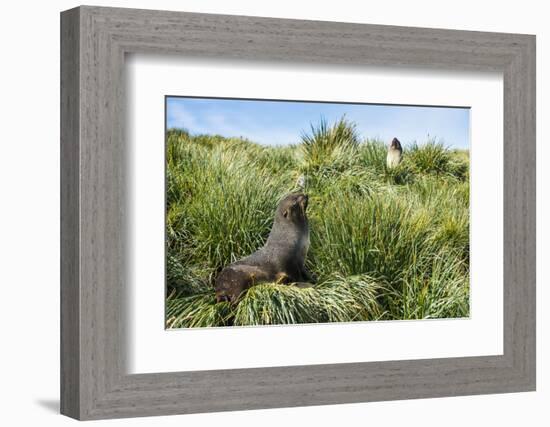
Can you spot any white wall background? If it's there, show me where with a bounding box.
[0,0,546,425]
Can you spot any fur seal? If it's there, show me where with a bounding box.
[386,137,403,168]
[295,174,306,190]
[215,192,313,303]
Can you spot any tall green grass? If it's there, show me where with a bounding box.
[165,118,470,327]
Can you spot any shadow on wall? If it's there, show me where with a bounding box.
[35,399,59,414]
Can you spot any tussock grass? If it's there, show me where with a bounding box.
[407,140,469,180]
[166,275,383,328]
[165,118,470,327]
[299,117,360,172]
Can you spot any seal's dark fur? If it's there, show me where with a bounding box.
[215,193,313,303]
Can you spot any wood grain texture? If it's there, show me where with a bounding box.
[60,7,80,419]
[60,5,536,420]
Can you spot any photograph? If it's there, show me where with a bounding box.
[165,96,471,328]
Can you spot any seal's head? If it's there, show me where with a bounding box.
[390,137,402,151]
[277,192,309,224]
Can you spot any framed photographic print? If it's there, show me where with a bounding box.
[60,5,536,420]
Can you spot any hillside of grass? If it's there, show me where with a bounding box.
[165,118,470,328]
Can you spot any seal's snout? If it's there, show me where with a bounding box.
[390,137,402,150]
[297,194,308,210]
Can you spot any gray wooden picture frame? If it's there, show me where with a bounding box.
[60,5,536,421]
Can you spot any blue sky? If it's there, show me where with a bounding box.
[166,97,470,149]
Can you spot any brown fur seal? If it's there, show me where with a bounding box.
[215,192,314,303]
[386,137,403,168]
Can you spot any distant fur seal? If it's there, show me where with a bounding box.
[215,192,314,303]
[386,137,403,168]
[295,174,306,190]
